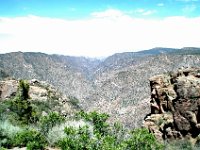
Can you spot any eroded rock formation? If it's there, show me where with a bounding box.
[144,67,200,144]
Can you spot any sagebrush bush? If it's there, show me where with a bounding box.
[0,120,22,148]
[46,124,66,146]
[47,119,93,146]
[0,128,11,148]
[58,111,163,150]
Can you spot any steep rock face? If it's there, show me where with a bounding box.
[144,67,200,143]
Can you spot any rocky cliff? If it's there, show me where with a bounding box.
[144,67,200,144]
[0,79,77,116]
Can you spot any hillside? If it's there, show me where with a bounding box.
[1,47,200,128]
[0,52,99,101]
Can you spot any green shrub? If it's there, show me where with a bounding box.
[125,128,163,150]
[60,112,123,150]
[76,111,109,136]
[13,129,47,150]
[98,135,126,150]
[58,136,80,150]
[31,100,51,114]
[58,125,94,150]
[27,141,44,150]
[39,112,65,135]
[0,106,164,150]
[76,125,92,149]
[89,111,109,136]
[0,100,15,121]
[58,111,164,150]
[57,126,79,150]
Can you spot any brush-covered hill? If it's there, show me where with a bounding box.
[1,47,200,128]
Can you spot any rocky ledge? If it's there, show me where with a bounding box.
[0,79,77,116]
[144,67,200,144]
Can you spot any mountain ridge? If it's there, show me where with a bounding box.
[1,47,200,127]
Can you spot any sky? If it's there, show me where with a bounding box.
[0,0,200,57]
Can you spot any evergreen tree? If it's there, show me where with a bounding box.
[11,80,33,124]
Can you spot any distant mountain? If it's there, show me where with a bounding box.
[135,47,178,55]
[1,47,200,128]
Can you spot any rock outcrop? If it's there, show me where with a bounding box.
[0,79,77,116]
[144,67,200,144]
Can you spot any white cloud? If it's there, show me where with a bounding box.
[91,9,124,18]
[142,10,156,16]
[0,9,200,57]
[134,9,156,16]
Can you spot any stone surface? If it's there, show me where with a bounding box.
[0,80,18,100]
[144,67,200,143]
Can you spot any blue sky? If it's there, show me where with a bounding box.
[1,0,199,18]
[0,0,200,57]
